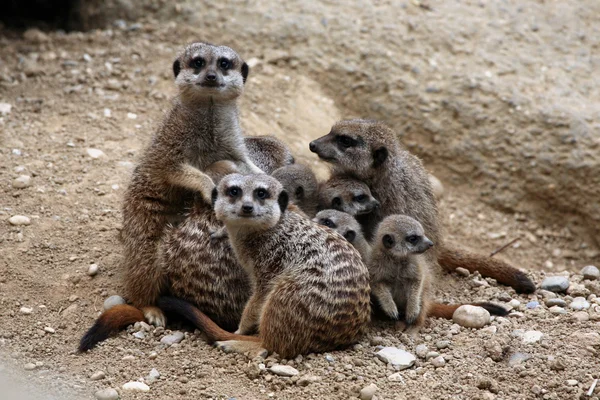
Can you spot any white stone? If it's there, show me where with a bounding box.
[160,331,184,345]
[452,305,490,328]
[522,330,543,344]
[20,307,33,315]
[581,265,599,280]
[541,276,570,293]
[269,364,299,377]
[146,368,160,383]
[570,297,590,310]
[127,113,137,119]
[24,363,36,370]
[431,356,446,368]
[359,383,378,400]
[122,381,149,392]
[12,175,31,189]
[9,215,31,226]
[133,331,146,339]
[103,295,126,310]
[415,344,429,358]
[86,148,106,159]
[87,264,99,276]
[44,327,55,334]
[387,372,405,383]
[549,306,567,315]
[90,371,105,381]
[508,299,521,308]
[375,347,416,370]
[0,103,12,115]
[94,388,119,400]
[566,379,578,386]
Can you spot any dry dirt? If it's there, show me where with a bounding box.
[1,1,599,399]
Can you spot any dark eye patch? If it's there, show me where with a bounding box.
[219,58,231,70]
[354,194,367,203]
[406,235,420,245]
[255,188,270,199]
[190,57,205,69]
[383,234,395,249]
[320,218,336,229]
[331,197,342,209]
[336,135,358,148]
[227,186,241,197]
[295,186,304,199]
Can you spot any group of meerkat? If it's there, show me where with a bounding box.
[79,42,535,357]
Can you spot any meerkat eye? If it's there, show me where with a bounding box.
[219,58,231,70]
[354,194,367,203]
[332,197,342,208]
[255,188,269,199]
[336,135,355,148]
[383,234,395,249]
[191,57,205,69]
[406,235,420,245]
[295,186,304,199]
[320,218,335,228]
[227,186,241,197]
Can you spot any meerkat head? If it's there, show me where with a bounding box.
[271,164,318,212]
[318,175,379,216]
[309,119,399,179]
[313,209,363,244]
[245,135,296,174]
[213,174,288,231]
[375,215,433,258]
[173,42,249,102]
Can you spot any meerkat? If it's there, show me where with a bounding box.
[317,175,381,240]
[271,164,319,217]
[309,119,535,293]
[313,209,371,261]
[158,174,371,358]
[245,135,295,174]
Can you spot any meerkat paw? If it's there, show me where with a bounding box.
[379,303,399,320]
[404,306,421,326]
[142,306,166,327]
[215,340,266,357]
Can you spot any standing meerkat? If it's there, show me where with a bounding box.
[309,119,535,294]
[313,209,371,261]
[271,164,319,217]
[158,174,371,358]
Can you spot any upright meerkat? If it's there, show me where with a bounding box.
[309,119,535,293]
[271,164,319,217]
[158,174,371,358]
[313,209,371,261]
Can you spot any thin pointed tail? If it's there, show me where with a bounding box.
[79,305,145,352]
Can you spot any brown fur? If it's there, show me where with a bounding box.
[313,209,371,261]
[79,305,144,351]
[309,119,535,293]
[272,164,319,217]
[245,135,295,174]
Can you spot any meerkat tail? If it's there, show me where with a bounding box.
[78,305,145,352]
[438,246,535,294]
[428,302,509,319]
[156,297,261,344]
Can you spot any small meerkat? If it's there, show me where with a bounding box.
[271,164,319,217]
[245,135,295,174]
[317,175,381,240]
[313,209,371,261]
[309,119,535,293]
[158,174,371,358]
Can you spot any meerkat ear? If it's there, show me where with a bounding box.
[241,62,249,83]
[372,147,389,168]
[382,234,395,249]
[211,187,218,207]
[173,59,181,78]
[295,186,305,200]
[278,190,289,213]
[344,230,356,243]
[332,197,342,209]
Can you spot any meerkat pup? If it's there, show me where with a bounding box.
[271,164,319,217]
[309,119,535,293]
[245,135,295,174]
[158,174,371,358]
[313,209,371,261]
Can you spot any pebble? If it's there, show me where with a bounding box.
[541,276,570,293]
[269,364,299,377]
[545,298,567,307]
[455,267,470,277]
[122,381,150,392]
[508,299,521,308]
[508,352,532,366]
[522,330,543,344]
[94,388,119,400]
[431,356,446,367]
[24,363,36,370]
[133,331,146,339]
[375,347,416,370]
[122,355,135,361]
[90,371,106,381]
[539,290,557,299]
[415,344,429,358]
[160,331,184,345]
[103,295,126,310]
[549,306,567,315]
[324,354,335,363]
[148,351,158,360]
[9,215,31,226]
[359,383,378,400]
[436,340,450,349]
[480,326,497,334]
[566,379,579,386]
[127,113,138,119]
[20,307,33,315]
[581,265,599,280]
[86,148,106,159]
[44,327,55,334]
[452,305,490,328]
[387,372,405,383]
[147,368,160,383]
[87,264,99,276]
[425,351,440,360]
[570,297,590,310]
[572,311,590,322]
[297,375,321,386]
[0,102,12,115]
[526,301,540,309]
[12,175,32,189]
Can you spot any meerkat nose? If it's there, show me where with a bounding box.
[309,141,317,153]
[205,72,217,81]
[425,239,434,248]
[241,204,254,214]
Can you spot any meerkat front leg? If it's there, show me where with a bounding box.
[372,282,399,320]
[167,164,216,203]
[236,290,267,335]
[404,277,425,327]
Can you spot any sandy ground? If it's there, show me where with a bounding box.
[1,1,599,399]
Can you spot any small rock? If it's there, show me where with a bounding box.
[539,290,557,299]
[69,295,79,302]
[452,305,490,328]
[94,388,119,400]
[496,292,512,302]
[160,331,184,345]
[324,354,335,363]
[23,28,49,42]
[541,276,570,293]
[369,336,385,346]
[570,297,590,310]
[9,215,31,226]
[133,331,146,339]
[526,301,540,309]
[87,264,99,276]
[549,306,567,315]
[415,344,429,358]
[269,364,299,377]
[245,364,262,380]
[455,267,470,277]
[20,307,33,315]
[127,113,137,119]
[146,368,160,383]
[581,265,599,280]
[86,148,106,159]
[387,372,405,383]
[545,298,567,307]
[44,327,55,334]
[121,355,135,361]
[103,295,126,310]
[522,330,543,344]
[508,353,532,366]
[12,175,31,189]
[90,371,106,381]
[448,324,461,335]
[572,311,590,322]
[148,351,158,360]
[122,381,150,392]
[436,340,450,349]
[24,363,36,370]
[431,356,446,368]
[0,103,12,115]
[566,379,578,386]
[359,383,378,400]
[508,299,521,308]
[297,375,321,386]
[375,347,416,370]
[425,351,440,360]
[480,326,497,334]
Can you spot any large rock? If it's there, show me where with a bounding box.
[375,347,415,370]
